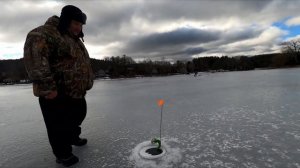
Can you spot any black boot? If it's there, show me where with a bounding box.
[56,154,79,167]
[72,138,87,146]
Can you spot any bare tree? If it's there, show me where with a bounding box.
[281,39,300,64]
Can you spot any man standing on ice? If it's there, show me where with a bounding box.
[23,5,94,167]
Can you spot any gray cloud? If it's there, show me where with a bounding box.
[0,0,62,42]
[1,0,300,60]
[131,0,274,23]
[83,3,138,45]
[125,27,220,53]
[52,0,277,46]
[181,47,208,55]
[117,26,264,59]
[138,46,208,60]
[169,47,208,60]
[223,28,263,43]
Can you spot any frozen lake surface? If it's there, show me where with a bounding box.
[1,68,300,168]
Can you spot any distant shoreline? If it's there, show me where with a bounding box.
[255,65,300,70]
[2,66,300,86]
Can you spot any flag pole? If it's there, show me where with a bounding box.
[159,104,163,141]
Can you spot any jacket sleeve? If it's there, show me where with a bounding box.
[86,57,94,91]
[23,31,57,94]
[80,41,94,91]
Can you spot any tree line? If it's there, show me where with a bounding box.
[1,39,300,84]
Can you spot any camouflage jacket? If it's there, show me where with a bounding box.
[24,16,94,98]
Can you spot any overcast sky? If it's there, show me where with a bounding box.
[1,0,300,61]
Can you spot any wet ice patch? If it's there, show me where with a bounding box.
[92,149,100,153]
[286,131,300,140]
[129,138,182,168]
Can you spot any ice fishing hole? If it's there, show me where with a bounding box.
[139,145,166,159]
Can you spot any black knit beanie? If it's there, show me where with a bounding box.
[57,5,87,41]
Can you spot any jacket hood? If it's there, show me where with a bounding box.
[44,15,60,27]
[44,15,85,42]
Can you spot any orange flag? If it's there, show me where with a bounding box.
[157,99,165,107]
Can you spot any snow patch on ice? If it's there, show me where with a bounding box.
[129,138,182,168]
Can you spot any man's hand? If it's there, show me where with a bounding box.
[45,90,58,99]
